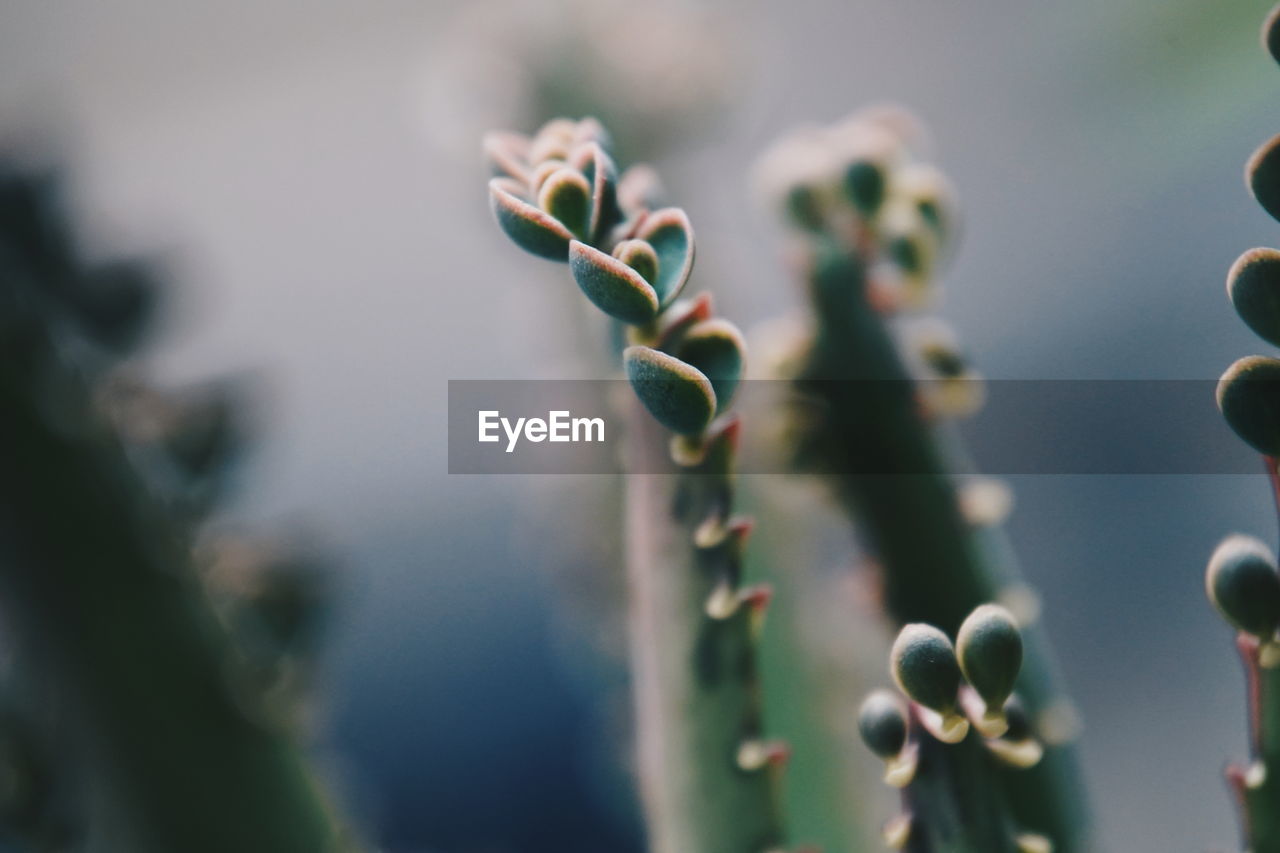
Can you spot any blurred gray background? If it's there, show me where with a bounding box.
[2,0,1277,850]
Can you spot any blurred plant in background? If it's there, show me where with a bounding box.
[0,160,353,851]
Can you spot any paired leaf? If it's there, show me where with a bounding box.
[675,319,745,413]
[570,241,660,324]
[1228,248,1280,346]
[570,142,622,243]
[489,178,575,261]
[1217,355,1280,456]
[636,208,695,307]
[624,345,716,436]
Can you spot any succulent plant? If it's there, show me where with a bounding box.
[858,608,1049,852]
[485,117,785,853]
[0,161,353,852]
[756,108,1088,850]
[1207,8,1280,850]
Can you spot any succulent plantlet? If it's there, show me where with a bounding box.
[0,162,353,851]
[957,604,1024,736]
[484,117,782,853]
[891,624,968,743]
[857,689,918,787]
[862,609,1050,852]
[758,109,1088,850]
[1207,8,1280,850]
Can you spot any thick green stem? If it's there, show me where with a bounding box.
[904,729,1019,853]
[796,240,1088,851]
[0,304,347,851]
[625,402,785,853]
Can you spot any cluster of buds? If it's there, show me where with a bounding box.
[754,106,957,313]
[858,605,1048,851]
[756,108,984,421]
[487,116,745,441]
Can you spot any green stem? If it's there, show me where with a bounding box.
[904,728,1019,853]
[625,401,785,853]
[795,239,1088,851]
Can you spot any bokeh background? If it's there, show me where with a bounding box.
[2,0,1277,850]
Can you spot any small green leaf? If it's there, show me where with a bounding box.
[1217,355,1280,456]
[956,604,1022,713]
[1228,248,1280,346]
[1247,134,1280,223]
[890,623,961,716]
[1206,534,1280,638]
[536,168,591,241]
[676,318,745,413]
[857,689,908,759]
[489,178,574,261]
[624,345,716,436]
[569,241,659,324]
[635,208,695,308]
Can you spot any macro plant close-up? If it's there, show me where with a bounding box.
[5,1,1280,851]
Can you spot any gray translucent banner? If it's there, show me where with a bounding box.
[448,380,1259,475]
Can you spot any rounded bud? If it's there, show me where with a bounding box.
[857,689,909,759]
[1206,534,1280,638]
[1217,356,1280,456]
[891,623,961,716]
[956,604,1023,714]
[1248,133,1280,224]
[1266,4,1280,69]
[1227,248,1280,347]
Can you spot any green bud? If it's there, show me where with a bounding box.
[1217,356,1280,456]
[624,345,717,436]
[1228,248,1280,347]
[891,623,961,716]
[956,604,1023,729]
[844,159,887,216]
[858,689,909,759]
[1248,133,1280,224]
[1206,534,1280,638]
